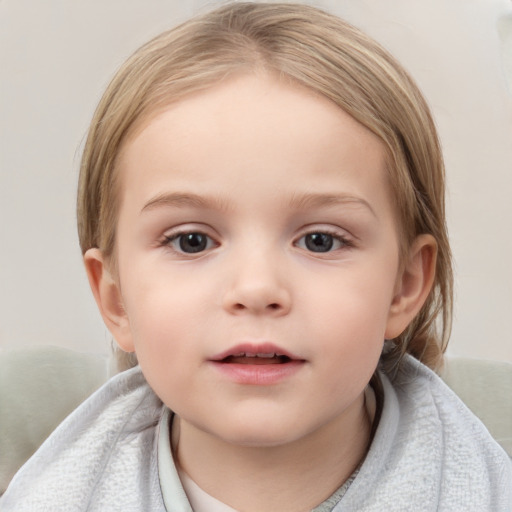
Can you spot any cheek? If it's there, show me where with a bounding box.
[305,261,398,363]
[311,263,396,325]
[121,272,203,357]
[123,284,203,406]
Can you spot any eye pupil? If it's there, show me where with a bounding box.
[179,233,207,253]
[305,233,333,252]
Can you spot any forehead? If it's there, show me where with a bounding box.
[116,73,392,217]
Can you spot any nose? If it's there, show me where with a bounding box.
[222,251,292,316]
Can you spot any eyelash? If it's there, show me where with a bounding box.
[160,227,353,256]
[161,230,218,255]
[294,229,353,254]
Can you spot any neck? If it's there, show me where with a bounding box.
[173,391,372,512]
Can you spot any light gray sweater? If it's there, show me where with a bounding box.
[1,355,511,511]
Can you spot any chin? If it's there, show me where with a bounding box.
[211,418,310,449]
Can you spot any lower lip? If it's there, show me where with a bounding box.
[209,360,304,385]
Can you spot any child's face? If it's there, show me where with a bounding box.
[95,74,408,447]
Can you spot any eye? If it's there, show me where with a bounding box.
[295,232,349,253]
[164,232,216,254]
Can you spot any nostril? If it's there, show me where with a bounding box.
[228,301,285,314]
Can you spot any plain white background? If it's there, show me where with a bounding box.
[1,0,511,362]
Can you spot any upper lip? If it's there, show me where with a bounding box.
[210,343,303,361]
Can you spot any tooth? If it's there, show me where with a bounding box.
[246,353,257,357]
[257,353,276,358]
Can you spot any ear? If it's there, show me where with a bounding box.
[385,234,437,339]
[83,248,135,353]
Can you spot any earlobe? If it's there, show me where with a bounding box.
[385,234,437,339]
[83,249,135,353]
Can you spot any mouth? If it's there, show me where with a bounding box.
[209,344,304,385]
[211,344,302,365]
[221,353,293,365]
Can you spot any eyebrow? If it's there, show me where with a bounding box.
[140,192,232,214]
[288,192,377,218]
[140,191,376,217]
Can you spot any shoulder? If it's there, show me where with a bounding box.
[394,355,509,464]
[395,356,511,509]
[340,355,512,512]
[0,367,166,512]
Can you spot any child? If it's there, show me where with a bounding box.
[2,2,510,510]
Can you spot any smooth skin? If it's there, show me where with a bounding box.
[85,73,436,512]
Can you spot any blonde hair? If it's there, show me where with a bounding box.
[78,1,452,372]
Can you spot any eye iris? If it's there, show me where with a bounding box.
[305,233,333,252]
[179,233,207,253]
